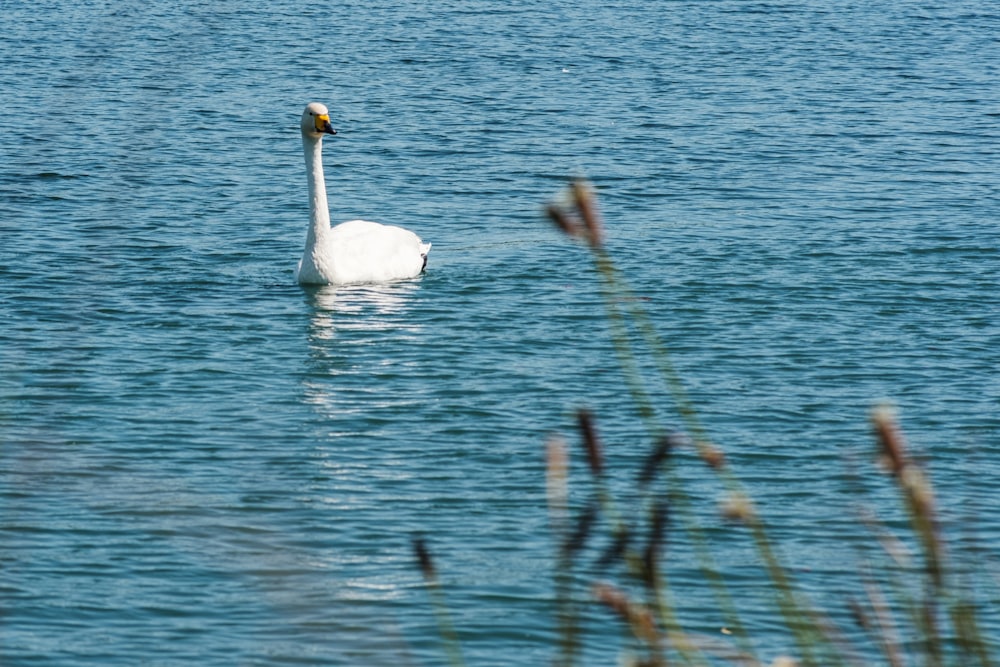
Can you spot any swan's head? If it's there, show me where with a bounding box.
[301,102,337,138]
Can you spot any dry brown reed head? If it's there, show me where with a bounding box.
[596,528,631,571]
[699,442,726,470]
[871,405,937,512]
[576,408,604,477]
[638,434,677,487]
[720,493,756,523]
[545,203,578,237]
[902,466,936,518]
[546,434,569,525]
[871,404,943,587]
[564,500,599,558]
[570,180,604,248]
[593,583,659,643]
[413,536,436,579]
[545,179,604,249]
[642,499,670,586]
[647,500,669,552]
[872,404,907,476]
[768,657,799,667]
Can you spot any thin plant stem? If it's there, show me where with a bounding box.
[413,538,466,667]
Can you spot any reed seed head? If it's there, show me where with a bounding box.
[638,434,677,487]
[769,657,799,667]
[874,527,913,568]
[545,203,582,239]
[576,408,604,477]
[901,465,935,512]
[700,442,726,470]
[847,597,869,630]
[545,434,569,526]
[592,583,659,642]
[720,493,755,523]
[596,527,631,571]
[412,536,435,579]
[642,500,670,588]
[570,179,604,249]
[648,499,669,550]
[593,582,629,616]
[563,500,599,558]
[872,404,906,476]
[545,179,604,248]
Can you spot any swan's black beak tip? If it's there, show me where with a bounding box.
[323,124,337,136]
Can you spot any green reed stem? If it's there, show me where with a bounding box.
[952,595,994,667]
[413,538,466,667]
[591,251,664,438]
[593,251,703,443]
[554,556,583,667]
[665,476,757,663]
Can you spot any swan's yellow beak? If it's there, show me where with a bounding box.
[315,114,337,135]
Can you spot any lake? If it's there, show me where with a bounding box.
[1,1,998,665]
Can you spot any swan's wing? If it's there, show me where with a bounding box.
[327,220,428,284]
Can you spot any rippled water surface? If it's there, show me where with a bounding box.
[2,2,999,665]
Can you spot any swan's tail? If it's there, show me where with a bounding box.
[420,242,431,272]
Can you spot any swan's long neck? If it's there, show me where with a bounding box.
[303,134,331,247]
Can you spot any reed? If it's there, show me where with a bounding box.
[413,180,994,666]
[412,536,466,667]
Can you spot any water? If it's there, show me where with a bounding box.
[2,1,998,664]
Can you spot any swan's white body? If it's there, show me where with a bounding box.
[296,102,430,285]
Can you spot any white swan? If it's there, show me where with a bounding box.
[295,102,430,285]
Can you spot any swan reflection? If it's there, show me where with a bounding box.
[302,281,425,418]
[306,282,423,340]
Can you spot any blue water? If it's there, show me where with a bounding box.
[2,1,999,664]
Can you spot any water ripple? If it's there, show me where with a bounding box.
[2,1,999,665]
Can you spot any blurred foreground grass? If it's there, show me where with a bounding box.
[414,181,995,667]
